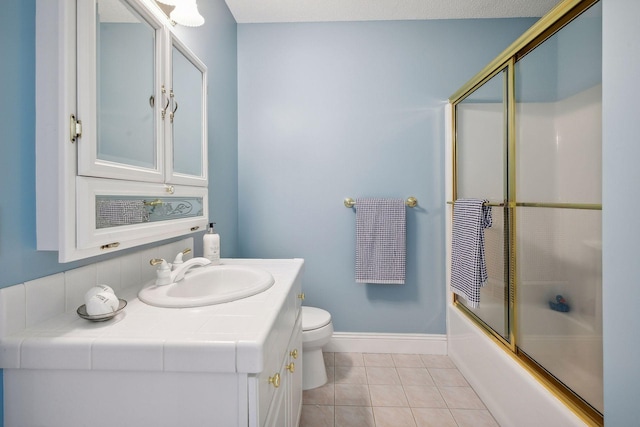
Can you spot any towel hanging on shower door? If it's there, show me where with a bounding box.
[450,198,492,307]
[355,198,406,284]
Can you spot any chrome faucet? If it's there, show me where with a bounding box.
[149,256,211,286]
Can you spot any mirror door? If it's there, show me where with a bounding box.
[165,34,207,186]
[77,0,164,183]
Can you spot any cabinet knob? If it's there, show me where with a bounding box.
[286,362,295,373]
[297,293,305,301]
[290,349,298,359]
[268,373,281,388]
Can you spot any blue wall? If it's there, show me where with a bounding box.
[602,0,640,424]
[237,19,534,333]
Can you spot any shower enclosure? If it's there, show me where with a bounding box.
[449,0,602,424]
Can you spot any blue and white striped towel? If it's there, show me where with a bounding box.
[451,199,492,308]
[355,198,406,284]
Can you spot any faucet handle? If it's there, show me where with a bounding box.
[172,248,192,267]
[151,259,172,286]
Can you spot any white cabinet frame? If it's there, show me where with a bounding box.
[35,0,209,262]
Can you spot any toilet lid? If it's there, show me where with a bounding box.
[302,306,331,331]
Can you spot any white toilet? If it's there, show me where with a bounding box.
[302,306,333,390]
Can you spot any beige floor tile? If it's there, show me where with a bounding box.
[335,406,375,427]
[403,385,447,408]
[412,408,458,427]
[334,366,367,384]
[300,404,334,427]
[439,386,486,409]
[428,368,469,387]
[392,353,424,367]
[365,366,401,385]
[372,407,417,427]
[397,367,435,386]
[334,352,364,367]
[335,384,371,406]
[326,366,335,384]
[420,354,456,369]
[323,351,335,367]
[300,354,500,427]
[450,409,500,427]
[369,384,409,407]
[303,382,335,405]
[363,353,394,367]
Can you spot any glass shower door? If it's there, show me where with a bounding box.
[454,69,510,342]
[515,1,602,413]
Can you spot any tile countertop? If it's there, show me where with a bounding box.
[0,259,304,375]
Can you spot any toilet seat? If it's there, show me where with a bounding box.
[302,306,331,331]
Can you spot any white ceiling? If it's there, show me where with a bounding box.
[224,0,563,24]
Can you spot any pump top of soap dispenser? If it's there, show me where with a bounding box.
[208,222,216,233]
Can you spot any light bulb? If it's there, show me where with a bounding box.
[170,0,204,27]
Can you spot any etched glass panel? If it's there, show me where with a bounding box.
[516,207,602,412]
[96,196,204,229]
[515,1,602,413]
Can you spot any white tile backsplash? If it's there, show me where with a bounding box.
[25,273,65,327]
[140,246,161,284]
[64,263,97,312]
[96,257,122,293]
[0,283,26,336]
[120,251,142,291]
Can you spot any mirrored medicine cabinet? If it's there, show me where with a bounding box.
[36,0,208,262]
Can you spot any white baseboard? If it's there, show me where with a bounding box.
[324,332,447,355]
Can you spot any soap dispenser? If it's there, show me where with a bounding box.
[203,222,220,265]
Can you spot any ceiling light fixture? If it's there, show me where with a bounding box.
[169,0,205,27]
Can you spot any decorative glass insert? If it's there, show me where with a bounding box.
[96,195,204,229]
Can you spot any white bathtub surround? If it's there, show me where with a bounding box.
[0,242,304,426]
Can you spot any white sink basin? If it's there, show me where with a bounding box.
[138,265,275,308]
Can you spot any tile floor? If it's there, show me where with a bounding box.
[300,352,499,427]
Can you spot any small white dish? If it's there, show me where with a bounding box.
[77,299,127,322]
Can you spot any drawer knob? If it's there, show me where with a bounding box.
[268,373,281,388]
[286,362,295,373]
[297,293,305,301]
[290,349,298,359]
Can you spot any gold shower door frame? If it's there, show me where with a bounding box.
[449,0,602,425]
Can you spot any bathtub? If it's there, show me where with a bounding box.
[448,304,590,427]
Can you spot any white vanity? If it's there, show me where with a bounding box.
[0,258,303,427]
